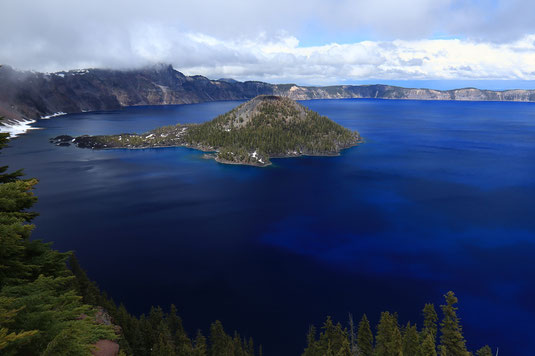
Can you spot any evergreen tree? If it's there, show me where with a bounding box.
[210,320,232,356]
[422,303,438,342]
[438,292,469,356]
[0,134,115,356]
[168,304,184,336]
[302,325,320,356]
[356,314,373,356]
[193,330,208,356]
[0,301,37,351]
[151,323,176,356]
[317,317,351,356]
[375,312,402,356]
[0,128,23,184]
[421,333,437,356]
[402,322,420,356]
[476,345,492,356]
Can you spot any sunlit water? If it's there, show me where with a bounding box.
[3,99,535,355]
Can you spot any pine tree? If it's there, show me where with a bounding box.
[0,138,115,355]
[168,304,184,335]
[476,345,492,356]
[0,301,37,351]
[210,320,232,356]
[422,303,438,342]
[193,330,208,356]
[318,317,351,356]
[402,322,420,356]
[0,128,23,184]
[356,314,373,356]
[375,312,402,356]
[438,292,469,356]
[151,323,176,356]
[302,325,320,356]
[421,333,437,356]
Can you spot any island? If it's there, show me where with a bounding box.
[51,95,361,166]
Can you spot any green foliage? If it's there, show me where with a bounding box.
[402,322,420,356]
[476,345,493,356]
[0,300,38,351]
[439,291,469,356]
[421,333,438,356]
[185,96,358,164]
[302,317,351,356]
[192,330,208,356]
[0,134,115,355]
[304,292,484,356]
[356,314,373,356]
[375,312,402,356]
[423,303,438,343]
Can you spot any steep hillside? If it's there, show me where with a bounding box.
[2,64,535,135]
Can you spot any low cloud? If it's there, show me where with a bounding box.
[1,0,535,84]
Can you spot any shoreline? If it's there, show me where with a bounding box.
[70,140,361,167]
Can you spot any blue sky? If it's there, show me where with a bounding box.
[1,0,535,89]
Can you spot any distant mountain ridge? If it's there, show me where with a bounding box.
[1,63,534,129]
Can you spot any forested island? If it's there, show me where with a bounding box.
[51,96,361,166]
[2,119,494,355]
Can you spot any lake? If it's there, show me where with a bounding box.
[3,99,535,355]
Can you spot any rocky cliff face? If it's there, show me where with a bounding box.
[1,64,534,130]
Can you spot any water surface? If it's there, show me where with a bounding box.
[3,99,535,355]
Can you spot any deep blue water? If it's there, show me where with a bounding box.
[3,99,535,355]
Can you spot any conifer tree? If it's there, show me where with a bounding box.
[422,303,438,342]
[210,320,232,356]
[318,317,351,356]
[0,301,37,351]
[402,322,420,356]
[476,345,492,356]
[302,325,320,356]
[356,314,373,356]
[438,292,469,356]
[168,305,184,335]
[193,330,208,356]
[421,333,437,356]
[375,312,402,356]
[151,325,176,356]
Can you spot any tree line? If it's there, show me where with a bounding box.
[302,293,493,356]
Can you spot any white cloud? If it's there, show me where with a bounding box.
[1,0,535,83]
[174,33,535,84]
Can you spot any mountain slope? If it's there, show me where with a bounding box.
[1,64,535,133]
[52,95,361,166]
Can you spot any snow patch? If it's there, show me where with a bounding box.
[0,119,41,138]
[41,112,67,119]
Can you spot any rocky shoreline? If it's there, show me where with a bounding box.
[50,134,360,167]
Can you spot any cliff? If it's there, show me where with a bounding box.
[1,64,535,130]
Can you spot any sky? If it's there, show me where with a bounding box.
[1,0,535,88]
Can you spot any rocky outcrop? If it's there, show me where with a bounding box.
[1,64,535,130]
